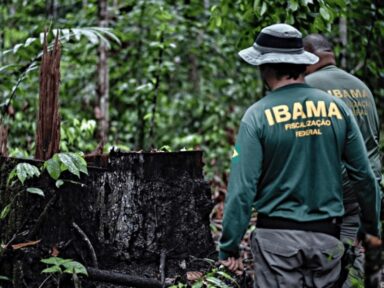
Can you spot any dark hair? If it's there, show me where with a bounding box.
[260,63,307,80]
[303,34,333,53]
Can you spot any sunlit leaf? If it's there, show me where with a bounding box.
[45,157,61,180]
[55,180,64,188]
[0,275,10,281]
[26,187,45,197]
[0,204,11,220]
[57,153,80,178]
[41,257,72,266]
[320,7,330,20]
[62,261,88,276]
[41,266,62,274]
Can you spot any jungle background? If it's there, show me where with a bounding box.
[0,0,383,286]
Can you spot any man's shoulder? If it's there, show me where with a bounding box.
[306,66,372,93]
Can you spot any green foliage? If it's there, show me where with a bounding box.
[0,275,10,281]
[44,153,88,180]
[7,162,40,185]
[60,119,97,152]
[41,257,88,276]
[1,153,88,222]
[170,266,238,288]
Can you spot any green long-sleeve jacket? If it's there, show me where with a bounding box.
[219,83,380,260]
[306,65,382,205]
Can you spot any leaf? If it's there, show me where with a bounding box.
[11,240,41,250]
[26,187,45,197]
[88,27,121,45]
[0,64,16,73]
[289,1,299,11]
[215,16,222,27]
[55,180,64,188]
[62,261,88,276]
[0,275,10,281]
[77,29,99,44]
[260,2,267,16]
[6,169,17,186]
[13,43,23,53]
[45,157,61,180]
[67,153,88,175]
[253,0,261,10]
[320,7,330,20]
[0,204,11,220]
[205,276,231,288]
[15,163,41,185]
[39,32,45,44]
[216,271,237,283]
[61,29,71,41]
[41,266,62,274]
[192,282,203,288]
[58,153,80,178]
[25,37,36,47]
[51,245,60,257]
[16,164,27,184]
[41,257,72,266]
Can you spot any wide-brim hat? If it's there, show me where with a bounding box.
[239,24,319,66]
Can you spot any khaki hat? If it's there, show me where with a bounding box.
[239,24,319,66]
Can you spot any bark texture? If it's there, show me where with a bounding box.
[0,151,216,287]
[35,34,61,160]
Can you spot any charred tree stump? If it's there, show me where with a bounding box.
[35,33,61,160]
[0,151,216,287]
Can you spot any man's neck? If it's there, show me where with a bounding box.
[306,51,336,74]
[268,76,305,91]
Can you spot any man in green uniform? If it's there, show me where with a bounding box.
[304,34,382,287]
[219,24,381,288]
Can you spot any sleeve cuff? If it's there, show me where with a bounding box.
[219,249,239,260]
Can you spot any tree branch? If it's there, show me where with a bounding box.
[72,222,98,268]
[87,267,172,288]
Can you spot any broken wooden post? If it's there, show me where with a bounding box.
[35,32,61,160]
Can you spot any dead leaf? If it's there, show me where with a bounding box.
[187,271,203,281]
[11,240,41,250]
[51,245,60,256]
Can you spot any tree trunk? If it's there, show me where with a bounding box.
[46,0,57,19]
[134,1,147,150]
[0,123,8,156]
[0,151,216,287]
[339,16,347,70]
[95,0,110,147]
[35,34,61,160]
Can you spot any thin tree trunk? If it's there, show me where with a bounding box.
[35,34,61,160]
[0,4,6,156]
[135,1,147,150]
[46,0,57,19]
[339,16,347,69]
[184,0,201,95]
[0,123,8,156]
[95,0,110,147]
[148,34,164,149]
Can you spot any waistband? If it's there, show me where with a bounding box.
[256,215,341,239]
